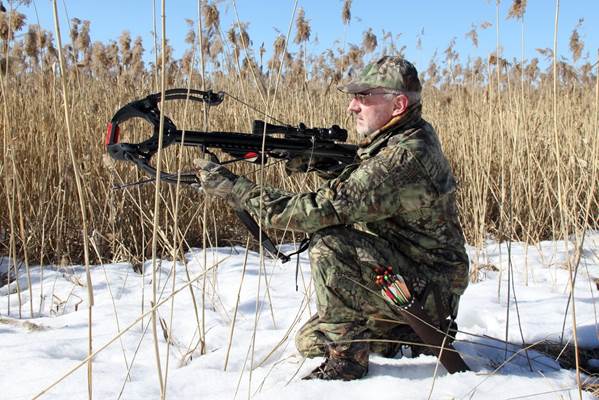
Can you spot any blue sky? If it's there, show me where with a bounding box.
[18,1,598,72]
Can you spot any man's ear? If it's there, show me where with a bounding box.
[391,94,409,117]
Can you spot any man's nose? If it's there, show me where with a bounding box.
[347,97,361,113]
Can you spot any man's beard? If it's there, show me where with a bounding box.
[356,124,375,139]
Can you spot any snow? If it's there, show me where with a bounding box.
[1,232,599,399]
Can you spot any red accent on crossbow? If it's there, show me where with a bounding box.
[105,123,120,147]
[243,152,259,161]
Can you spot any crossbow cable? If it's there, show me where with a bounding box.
[105,88,290,263]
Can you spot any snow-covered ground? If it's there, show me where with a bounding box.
[1,233,599,399]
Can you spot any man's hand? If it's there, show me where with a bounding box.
[194,159,238,200]
[285,154,315,174]
[285,154,345,179]
[285,154,338,174]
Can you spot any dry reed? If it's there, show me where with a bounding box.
[0,3,596,287]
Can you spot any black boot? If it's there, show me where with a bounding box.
[302,340,369,381]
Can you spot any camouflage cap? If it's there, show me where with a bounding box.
[338,56,422,94]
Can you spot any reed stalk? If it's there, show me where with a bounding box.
[51,1,95,398]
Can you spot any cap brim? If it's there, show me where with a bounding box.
[336,81,377,94]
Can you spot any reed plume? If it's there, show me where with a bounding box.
[569,19,584,63]
[507,0,527,20]
[341,0,352,26]
[361,28,377,54]
[465,24,478,48]
[294,8,310,45]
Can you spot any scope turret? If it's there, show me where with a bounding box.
[252,120,347,142]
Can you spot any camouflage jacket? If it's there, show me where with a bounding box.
[231,104,469,294]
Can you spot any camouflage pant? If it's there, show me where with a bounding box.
[295,225,458,358]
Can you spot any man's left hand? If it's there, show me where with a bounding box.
[194,159,238,200]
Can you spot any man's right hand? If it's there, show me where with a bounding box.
[285,154,316,174]
[285,154,347,180]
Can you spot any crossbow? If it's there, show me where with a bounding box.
[105,88,358,263]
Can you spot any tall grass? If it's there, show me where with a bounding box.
[0,5,597,278]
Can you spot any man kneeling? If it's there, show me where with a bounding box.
[196,56,469,380]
